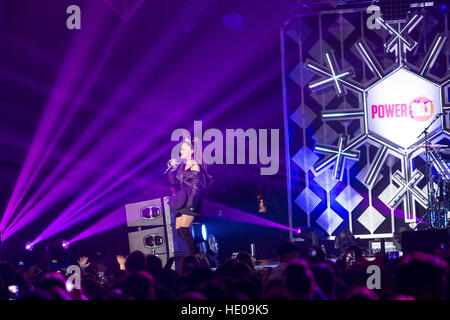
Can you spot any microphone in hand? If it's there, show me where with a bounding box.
[164,158,179,174]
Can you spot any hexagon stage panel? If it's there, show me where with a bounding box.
[366,68,441,149]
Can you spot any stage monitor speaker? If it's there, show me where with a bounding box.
[126,196,188,273]
[128,227,168,255]
[128,223,188,256]
[401,230,449,254]
[125,197,172,227]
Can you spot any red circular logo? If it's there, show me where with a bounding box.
[409,97,433,122]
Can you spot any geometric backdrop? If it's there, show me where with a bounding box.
[281,4,449,241]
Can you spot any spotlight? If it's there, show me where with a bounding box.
[191,223,218,264]
[192,223,208,243]
[296,227,302,235]
[61,240,70,250]
[201,224,207,241]
[206,234,220,267]
[25,242,34,251]
[207,234,219,255]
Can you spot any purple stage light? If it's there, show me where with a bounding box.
[203,200,298,233]
[26,145,169,245]
[296,227,302,235]
[14,71,263,242]
[2,0,288,245]
[4,89,181,240]
[61,240,70,250]
[25,242,34,251]
[1,25,127,235]
[4,29,208,239]
[0,1,113,232]
[68,207,126,244]
[3,0,198,238]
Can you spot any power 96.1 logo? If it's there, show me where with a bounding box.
[409,97,434,122]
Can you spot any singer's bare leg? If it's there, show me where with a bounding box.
[176,214,194,229]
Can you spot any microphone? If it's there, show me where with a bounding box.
[164,159,179,174]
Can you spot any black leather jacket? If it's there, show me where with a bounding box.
[168,162,210,215]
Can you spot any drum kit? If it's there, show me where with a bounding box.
[413,143,450,229]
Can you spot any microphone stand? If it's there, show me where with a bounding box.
[417,113,443,229]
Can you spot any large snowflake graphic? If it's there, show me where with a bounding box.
[306,13,449,229]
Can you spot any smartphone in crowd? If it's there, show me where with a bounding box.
[8,285,19,300]
[345,250,356,267]
[388,251,403,260]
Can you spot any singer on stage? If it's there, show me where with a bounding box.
[166,138,213,255]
